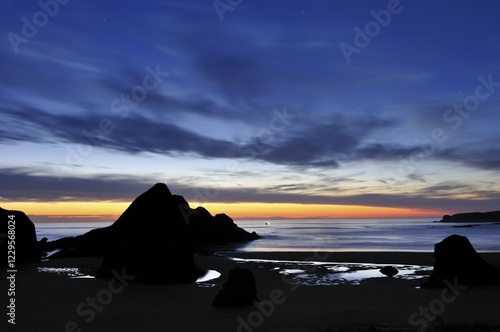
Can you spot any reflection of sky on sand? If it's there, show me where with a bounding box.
[230,257,433,286]
[37,267,222,286]
[196,270,221,288]
[37,267,95,279]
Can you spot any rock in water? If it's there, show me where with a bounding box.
[41,183,260,284]
[97,183,198,283]
[421,234,500,288]
[212,267,259,307]
[380,266,398,277]
[43,183,260,258]
[187,207,260,245]
[1,207,41,264]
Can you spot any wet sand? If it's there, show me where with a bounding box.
[2,252,500,331]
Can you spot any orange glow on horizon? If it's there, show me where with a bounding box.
[1,201,129,218]
[195,202,444,219]
[1,201,445,221]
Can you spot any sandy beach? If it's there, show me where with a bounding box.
[2,251,500,332]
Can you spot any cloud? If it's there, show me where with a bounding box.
[0,96,409,168]
[242,113,404,167]
[437,142,500,171]
[0,168,151,201]
[0,102,242,159]
[7,96,499,174]
[1,169,499,214]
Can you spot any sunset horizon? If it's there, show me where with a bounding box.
[0,179,468,222]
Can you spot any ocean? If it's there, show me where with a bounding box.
[34,218,500,252]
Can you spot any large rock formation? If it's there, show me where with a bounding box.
[212,267,259,307]
[44,183,260,258]
[438,211,500,223]
[98,241,199,284]
[1,207,41,264]
[42,183,260,284]
[421,234,500,288]
[95,183,199,283]
[188,207,259,244]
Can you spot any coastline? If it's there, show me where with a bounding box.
[3,251,500,331]
[223,250,500,267]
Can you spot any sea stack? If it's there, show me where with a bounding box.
[41,183,260,284]
[422,234,500,288]
[98,183,199,283]
[0,207,41,264]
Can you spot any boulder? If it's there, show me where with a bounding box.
[212,267,259,307]
[421,234,500,288]
[0,207,41,264]
[379,266,398,277]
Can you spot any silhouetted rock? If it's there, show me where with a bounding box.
[99,241,199,284]
[42,183,260,259]
[188,207,260,245]
[1,207,41,264]
[379,266,398,277]
[212,267,259,307]
[96,183,198,283]
[43,226,115,258]
[39,183,259,284]
[438,211,500,223]
[111,183,189,236]
[421,234,500,288]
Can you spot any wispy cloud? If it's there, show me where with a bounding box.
[1,169,499,213]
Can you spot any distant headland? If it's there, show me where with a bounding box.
[437,210,500,223]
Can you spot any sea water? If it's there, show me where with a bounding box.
[230,257,433,286]
[34,218,500,252]
[235,219,500,252]
[34,218,500,286]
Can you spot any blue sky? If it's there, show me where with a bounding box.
[1,0,500,217]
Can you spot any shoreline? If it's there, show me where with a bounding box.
[3,251,500,331]
[221,251,436,266]
[217,250,500,268]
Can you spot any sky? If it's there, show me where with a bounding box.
[1,0,500,221]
